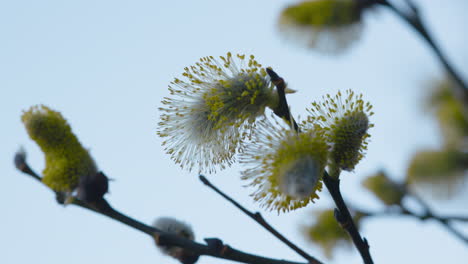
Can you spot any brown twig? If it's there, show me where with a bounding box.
[199,175,323,264]
[267,68,374,264]
[377,0,468,114]
[354,185,468,245]
[406,192,468,244]
[266,67,299,132]
[322,173,374,264]
[15,158,311,264]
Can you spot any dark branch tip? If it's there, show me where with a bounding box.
[363,238,370,248]
[14,147,27,171]
[199,174,209,185]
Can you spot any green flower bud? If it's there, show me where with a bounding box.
[362,171,405,205]
[304,90,374,176]
[278,0,371,54]
[282,0,360,27]
[426,78,468,147]
[407,148,468,198]
[21,105,97,192]
[303,209,362,258]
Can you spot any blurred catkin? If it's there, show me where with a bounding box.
[363,171,404,206]
[22,105,97,192]
[407,148,468,198]
[426,78,468,147]
[278,0,370,54]
[303,209,362,258]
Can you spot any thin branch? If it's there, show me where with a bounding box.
[378,0,468,114]
[406,191,468,244]
[267,68,374,264]
[356,206,468,223]
[266,67,299,132]
[353,191,468,244]
[322,173,374,264]
[16,162,310,264]
[199,175,323,264]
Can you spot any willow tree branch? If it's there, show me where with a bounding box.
[353,186,468,245]
[266,67,299,132]
[199,175,323,264]
[406,191,468,244]
[267,68,374,264]
[439,216,468,222]
[322,173,374,264]
[357,207,468,223]
[378,0,468,110]
[16,163,310,264]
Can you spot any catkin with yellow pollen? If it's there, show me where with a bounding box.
[158,52,283,173]
[240,116,329,213]
[21,105,97,192]
[304,89,374,177]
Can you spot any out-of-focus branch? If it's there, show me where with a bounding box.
[377,0,468,115]
[267,68,374,264]
[438,215,468,223]
[199,175,323,264]
[406,191,468,244]
[266,67,299,132]
[354,183,468,244]
[15,158,311,264]
[356,206,468,223]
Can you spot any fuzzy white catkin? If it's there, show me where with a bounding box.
[152,217,195,257]
[279,156,321,199]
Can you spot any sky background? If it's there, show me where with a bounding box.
[1,0,467,263]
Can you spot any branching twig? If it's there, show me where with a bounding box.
[16,161,310,264]
[406,191,468,244]
[357,207,468,223]
[199,175,323,264]
[267,68,374,264]
[353,188,468,244]
[357,206,468,244]
[378,0,468,114]
[266,67,299,132]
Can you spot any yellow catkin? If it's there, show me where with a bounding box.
[158,52,280,173]
[240,117,329,213]
[304,90,374,176]
[278,0,365,54]
[22,105,97,192]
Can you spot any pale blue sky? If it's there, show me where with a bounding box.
[1,0,467,264]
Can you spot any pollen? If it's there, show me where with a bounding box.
[304,90,373,176]
[21,105,98,192]
[157,52,280,173]
[240,116,329,213]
